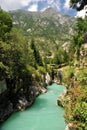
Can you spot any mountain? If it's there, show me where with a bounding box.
[9,8,76,57]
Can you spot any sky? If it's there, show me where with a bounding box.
[0,0,86,17]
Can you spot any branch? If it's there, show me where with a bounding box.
[71,0,87,11]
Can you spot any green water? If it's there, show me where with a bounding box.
[0,83,66,130]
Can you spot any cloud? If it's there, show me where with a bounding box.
[0,0,30,11]
[76,8,86,18]
[0,0,62,12]
[28,4,38,11]
[46,0,61,11]
[0,0,42,11]
[21,0,31,6]
[64,0,70,10]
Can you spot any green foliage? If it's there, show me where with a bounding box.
[37,66,46,74]
[70,0,79,5]
[62,66,74,85]
[73,102,87,122]
[21,65,36,78]
[0,10,12,41]
[77,68,87,85]
[72,102,87,129]
[43,57,52,64]
[76,18,87,35]
[0,10,13,79]
[53,48,69,64]
[64,66,87,129]
[72,18,85,47]
[30,39,43,66]
[0,10,46,94]
[69,17,87,61]
[0,27,35,92]
[0,61,7,79]
[0,40,12,78]
[0,62,5,69]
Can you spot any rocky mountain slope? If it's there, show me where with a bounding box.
[9,8,76,56]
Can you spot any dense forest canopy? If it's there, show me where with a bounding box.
[0,10,12,41]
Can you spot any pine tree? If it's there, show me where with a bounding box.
[30,39,43,66]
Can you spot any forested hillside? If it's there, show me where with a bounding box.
[9,8,76,59]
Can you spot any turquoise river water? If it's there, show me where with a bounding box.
[0,83,66,130]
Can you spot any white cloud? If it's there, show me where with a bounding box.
[28,4,38,11]
[0,0,62,12]
[64,0,70,10]
[74,5,87,18]
[46,0,61,11]
[76,8,86,18]
[21,0,30,6]
[0,0,30,11]
[0,0,42,11]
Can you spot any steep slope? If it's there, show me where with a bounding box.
[9,8,76,57]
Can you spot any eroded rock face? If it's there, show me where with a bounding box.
[0,73,51,123]
[13,86,36,111]
[0,86,36,123]
[0,91,13,123]
[57,90,67,107]
[45,72,51,85]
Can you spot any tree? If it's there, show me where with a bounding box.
[53,48,69,64]
[0,41,10,80]
[5,29,35,92]
[0,10,12,80]
[0,10,12,41]
[30,39,43,66]
[70,0,87,11]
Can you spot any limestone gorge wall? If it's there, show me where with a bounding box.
[0,72,51,123]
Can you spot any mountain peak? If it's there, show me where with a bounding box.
[42,7,62,18]
[43,7,57,13]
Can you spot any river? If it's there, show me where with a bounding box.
[0,83,66,130]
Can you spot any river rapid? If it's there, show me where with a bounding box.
[0,83,66,130]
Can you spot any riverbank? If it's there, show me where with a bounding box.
[0,72,51,124]
[57,66,87,130]
[0,86,36,124]
[0,84,66,130]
